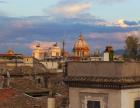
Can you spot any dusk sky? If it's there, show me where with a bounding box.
[0,0,140,54]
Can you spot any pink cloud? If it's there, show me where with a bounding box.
[9,20,33,29]
[89,31,140,42]
[88,31,140,50]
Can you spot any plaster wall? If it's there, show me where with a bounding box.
[69,87,121,108]
[69,87,140,108]
[41,61,58,69]
[121,88,140,108]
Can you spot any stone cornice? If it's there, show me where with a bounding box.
[64,76,140,89]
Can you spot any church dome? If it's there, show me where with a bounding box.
[7,48,15,55]
[73,33,89,51]
[73,33,90,57]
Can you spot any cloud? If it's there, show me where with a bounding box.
[116,19,128,28]
[9,20,33,29]
[0,41,29,53]
[0,0,139,54]
[97,0,126,4]
[124,20,139,26]
[97,19,140,28]
[47,1,92,17]
[115,19,140,28]
[0,10,7,16]
[89,31,140,42]
[87,30,140,50]
[89,32,125,42]
[0,1,6,3]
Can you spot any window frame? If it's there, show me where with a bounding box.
[83,96,104,108]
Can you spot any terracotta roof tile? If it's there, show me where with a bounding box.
[0,88,16,101]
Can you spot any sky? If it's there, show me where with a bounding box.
[0,0,140,54]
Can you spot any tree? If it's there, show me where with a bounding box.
[124,35,139,60]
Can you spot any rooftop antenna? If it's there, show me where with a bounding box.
[62,39,65,57]
[62,32,66,77]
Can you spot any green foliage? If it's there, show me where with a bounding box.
[124,35,139,60]
[109,51,114,61]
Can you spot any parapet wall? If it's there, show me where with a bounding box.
[67,62,140,78]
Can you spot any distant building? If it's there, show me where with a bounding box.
[90,49,103,61]
[0,49,38,67]
[0,49,23,64]
[65,62,140,108]
[103,52,110,61]
[32,43,62,60]
[73,33,90,57]
[40,57,63,73]
[103,46,114,61]
[7,48,15,55]
[23,56,34,67]
[47,43,61,57]
[32,44,44,60]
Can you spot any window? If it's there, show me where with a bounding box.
[135,100,140,108]
[37,78,41,84]
[56,52,59,56]
[87,101,100,108]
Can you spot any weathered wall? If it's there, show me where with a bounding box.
[41,61,58,70]
[69,87,140,108]
[67,62,140,77]
[67,62,140,108]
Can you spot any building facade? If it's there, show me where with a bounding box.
[32,43,62,60]
[32,44,44,60]
[65,62,140,108]
[47,43,61,57]
[103,46,114,61]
